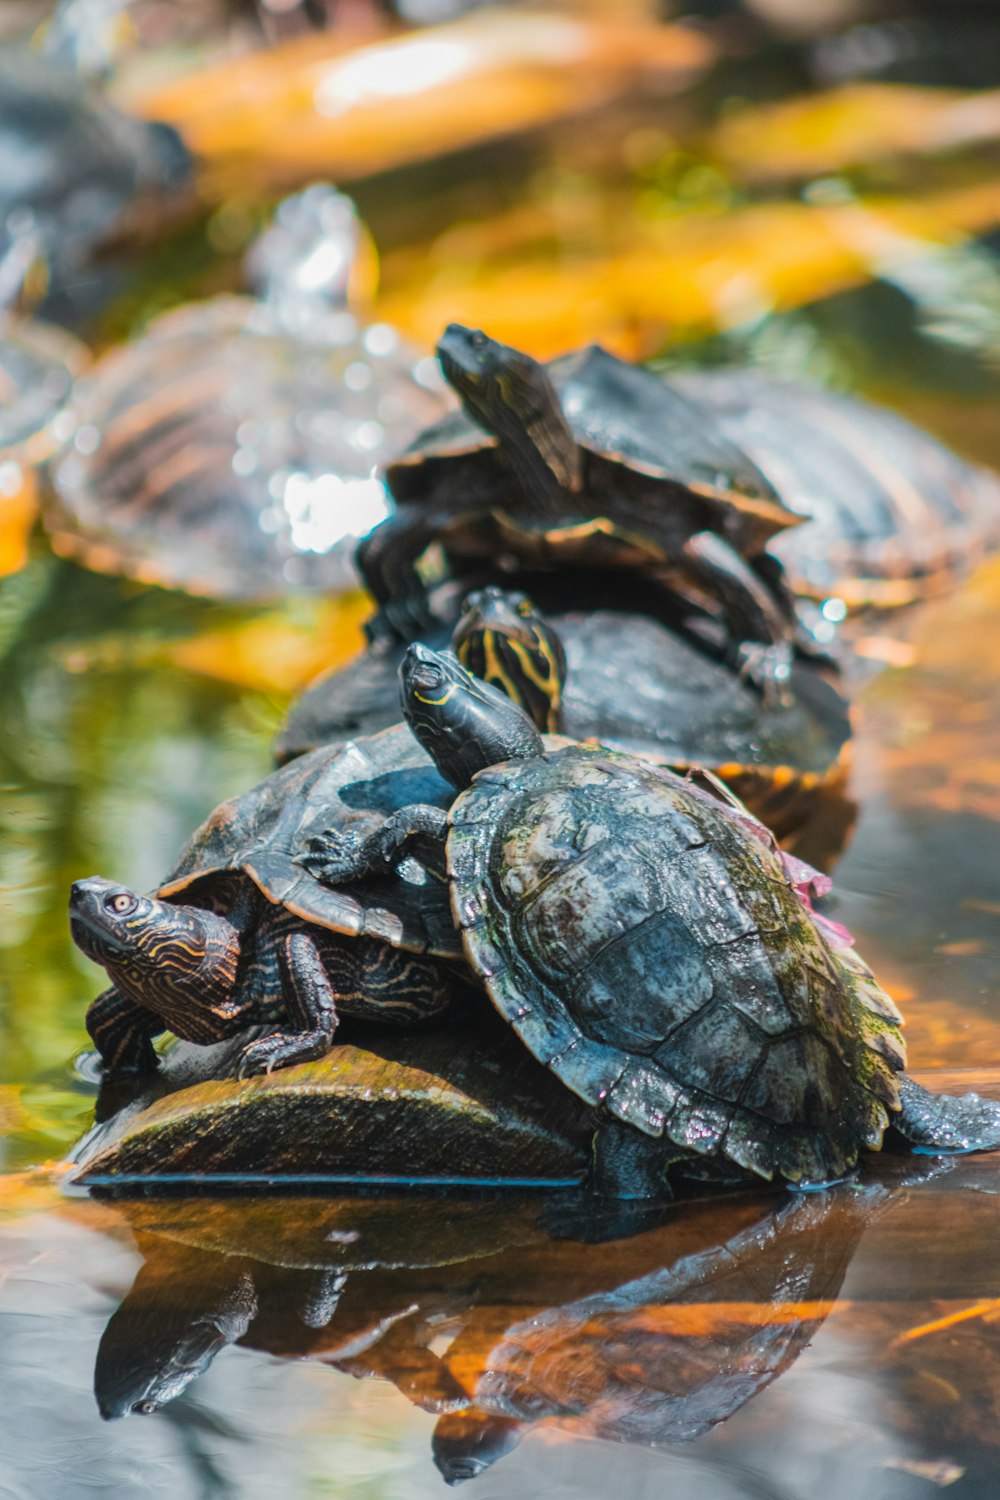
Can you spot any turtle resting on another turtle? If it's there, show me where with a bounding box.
[304,646,1000,1198]
[277,582,852,862]
[70,724,470,1078]
[359,324,799,662]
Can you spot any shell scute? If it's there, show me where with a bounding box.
[570,908,714,1053]
[509,842,662,984]
[708,935,797,1037]
[159,723,462,958]
[654,1003,764,1100]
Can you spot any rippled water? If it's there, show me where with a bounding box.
[4,7,1000,1496]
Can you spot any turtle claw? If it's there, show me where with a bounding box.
[300,829,363,884]
[237,1030,332,1077]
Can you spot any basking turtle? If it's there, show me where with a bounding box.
[277,583,852,860]
[304,646,1000,1197]
[70,723,468,1078]
[674,369,1000,628]
[359,324,800,652]
[0,49,190,306]
[46,185,448,599]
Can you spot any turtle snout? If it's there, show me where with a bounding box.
[69,876,117,915]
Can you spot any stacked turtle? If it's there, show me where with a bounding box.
[69,325,1000,1199]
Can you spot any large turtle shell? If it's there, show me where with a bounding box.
[448,743,904,1184]
[387,345,797,557]
[45,301,447,599]
[675,369,1000,610]
[159,723,460,958]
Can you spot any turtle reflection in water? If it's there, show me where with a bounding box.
[91,1185,882,1484]
[306,647,1000,1196]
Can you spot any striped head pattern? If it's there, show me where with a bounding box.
[451,587,567,733]
[69,876,240,1023]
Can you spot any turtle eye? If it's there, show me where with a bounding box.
[107,893,138,916]
[516,598,533,617]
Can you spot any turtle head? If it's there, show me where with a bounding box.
[452,587,567,733]
[399,645,543,790]
[436,324,580,505]
[69,877,240,1023]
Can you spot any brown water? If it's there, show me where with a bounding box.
[4,6,1000,1496]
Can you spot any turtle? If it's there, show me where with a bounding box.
[358,324,802,657]
[303,645,1000,1198]
[276,581,853,862]
[0,48,190,308]
[69,721,471,1078]
[673,368,1000,634]
[45,184,449,599]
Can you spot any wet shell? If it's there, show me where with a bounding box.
[449,744,903,1185]
[389,344,798,559]
[161,723,461,958]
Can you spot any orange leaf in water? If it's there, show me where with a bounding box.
[127,12,712,197]
[711,83,1000,182]
[0,468,38,580]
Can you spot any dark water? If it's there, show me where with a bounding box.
[4,6,1000,1495]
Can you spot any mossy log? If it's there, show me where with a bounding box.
[69,1011,592,1191]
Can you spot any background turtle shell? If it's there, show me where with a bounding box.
[0,52,190,299]
[388,344,796,558]
[448,744,903,1185]
[45,299,447,599]
[675,369,1000,610]
[159,723,461,958]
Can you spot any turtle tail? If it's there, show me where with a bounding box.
[894,1074,1000,1155]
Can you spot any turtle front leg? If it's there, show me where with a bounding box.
[302,805,449,886]
[86,986,165,1076]
[237,931,338,1077]
[357,509,453,645]
[682,531,791,644]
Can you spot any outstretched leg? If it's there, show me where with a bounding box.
[302,804,449,886]
[237,931,338,1077]
[87,986,165,1076]
[894,1074,1000,1154]
[357,509,453,645]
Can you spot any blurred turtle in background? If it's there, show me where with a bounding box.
[0,0,191,312]
[46,185,450,599]
[675,369,1000,648]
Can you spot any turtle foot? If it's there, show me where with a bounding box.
[299,830,364,885]
[895,1074,1000,1154]
[236,1029,333,1078]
